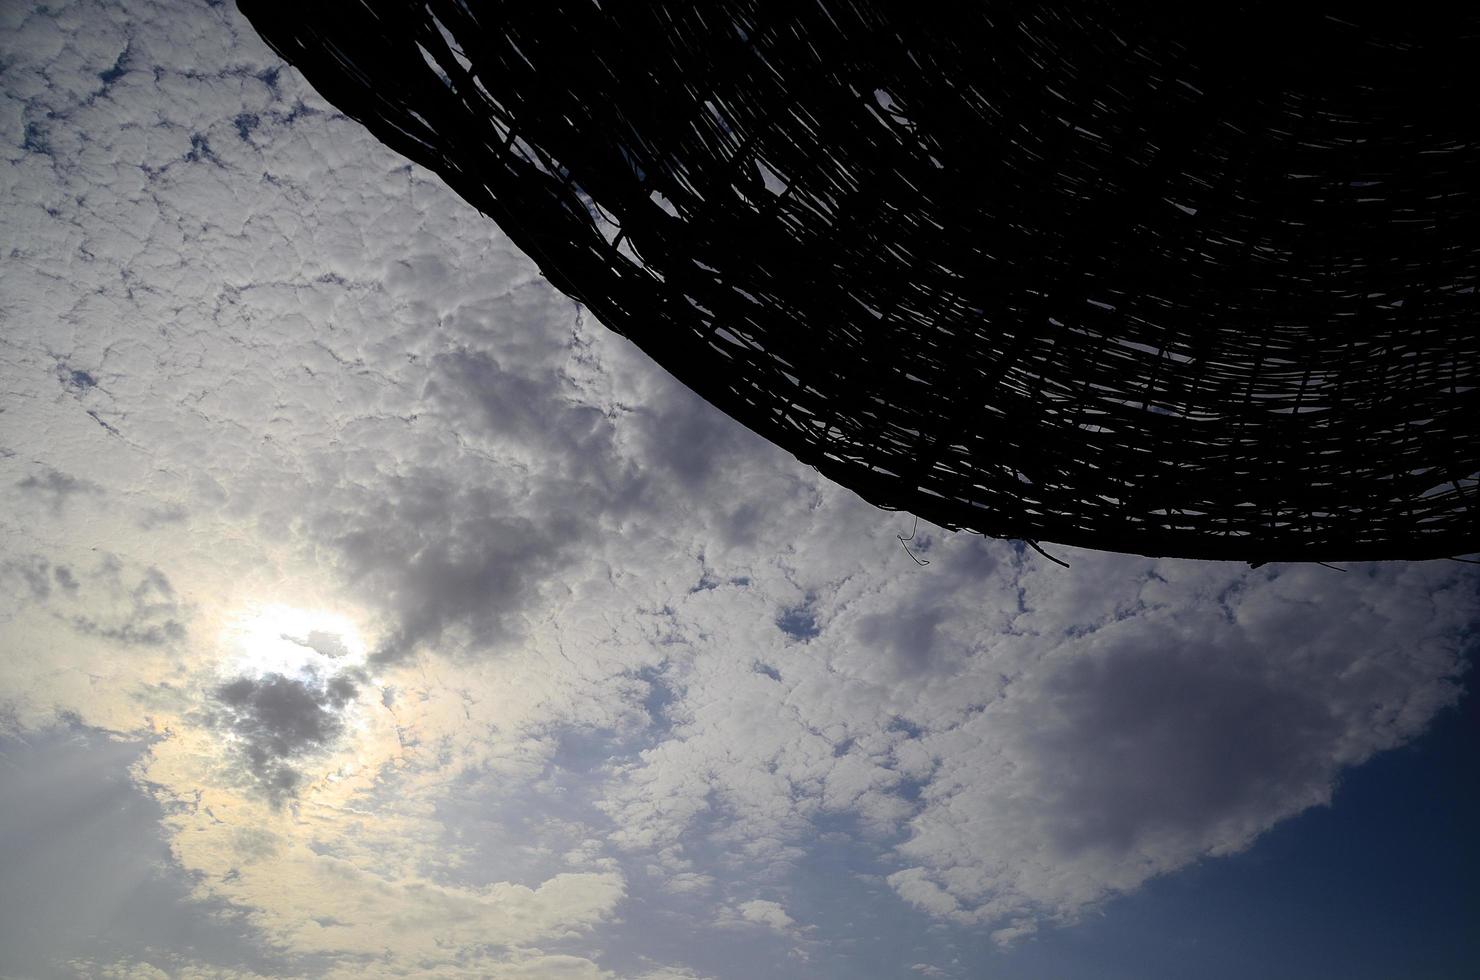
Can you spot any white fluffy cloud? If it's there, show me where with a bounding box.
[729,899,798,934]
[0,1,1474,978]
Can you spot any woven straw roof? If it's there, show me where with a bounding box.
[240,2,1480,562]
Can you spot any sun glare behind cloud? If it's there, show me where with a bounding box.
[221,604,369,681]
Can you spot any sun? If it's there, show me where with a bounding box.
[220,603,369,680]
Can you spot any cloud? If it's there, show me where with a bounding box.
[208,667,363,802]
[68,562,189,647]
[310,472,596,665]
[879,560,1475,933]
[0,0,1474,977]
[729,899,797,934]
[66,959,281,980]
[600,551,1475,939]
[15,466,103,512]
[288,630,351,660]
[1,554,67,600]
[0,724,291,979]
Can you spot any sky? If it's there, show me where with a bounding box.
[0,2,1476,978]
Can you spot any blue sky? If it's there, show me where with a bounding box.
[0,2,1476,978]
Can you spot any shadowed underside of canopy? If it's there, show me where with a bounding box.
[238,1,1480,562]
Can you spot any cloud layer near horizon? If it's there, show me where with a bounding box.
[0,1,1475,977]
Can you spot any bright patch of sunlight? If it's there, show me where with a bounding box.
[220,603,369,680]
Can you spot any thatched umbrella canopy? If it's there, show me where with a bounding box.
[239,1,1480,562]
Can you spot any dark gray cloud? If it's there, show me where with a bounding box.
[211,667,364,802]
[2,555,59,600]
[15,466,102,512]
[138,502,188,528]
[850,537,1003,678]
[316,475,593,665]
[70,612,186,647]
[2,554,188,646]
[853,605,951,678]
[431,345,617,466]
[1034,622,1346,857]
[52,563,79,594]
[69,562,188,647]
[625,373,775,496]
